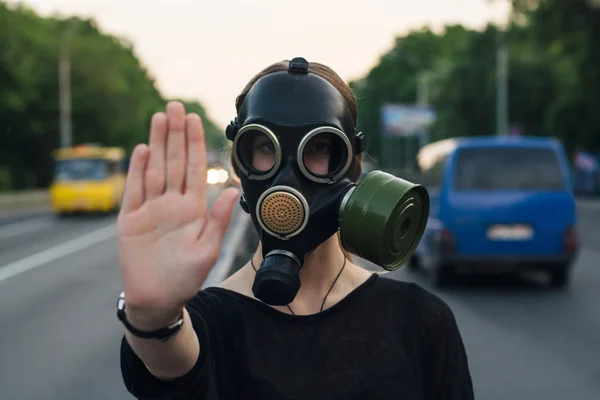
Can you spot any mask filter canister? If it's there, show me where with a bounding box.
[339,170,430,271]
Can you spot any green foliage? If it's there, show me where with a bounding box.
[352,1,600,167]
[3,0,598,188]
[0,1,225,190]
[177,100,227,151]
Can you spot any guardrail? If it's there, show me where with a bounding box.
[201,209,256,288]
[0,190,49,212]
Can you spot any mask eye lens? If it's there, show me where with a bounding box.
[237,128,279,174]
[301,130,349,180]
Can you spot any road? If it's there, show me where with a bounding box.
[0,186,233,400]
[0,190,598,399]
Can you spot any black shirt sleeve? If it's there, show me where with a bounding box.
[120,289,240,400]
[413,284,475,400]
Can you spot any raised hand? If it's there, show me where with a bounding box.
[116,101,239,329]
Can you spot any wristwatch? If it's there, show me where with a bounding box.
[116,291,184,342]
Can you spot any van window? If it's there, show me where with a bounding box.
[453,147,565,191]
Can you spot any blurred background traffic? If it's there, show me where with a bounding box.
[1,0,599,399]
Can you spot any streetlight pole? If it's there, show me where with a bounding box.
[417,72,430,150]
[56,2,120,149]
[489,0,510,136]
[496,27,509,136]
[59,27,72,148]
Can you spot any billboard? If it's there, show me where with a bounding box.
[381,104,436,137]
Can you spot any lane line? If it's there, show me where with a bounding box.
[0,217,52,240]
[0,224,116,284]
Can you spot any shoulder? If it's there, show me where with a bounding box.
[186,265,256,313]
[187,285,247,315]
[370,276,458,331]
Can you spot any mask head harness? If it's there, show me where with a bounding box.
[225,57,366,306]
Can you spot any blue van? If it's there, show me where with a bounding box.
[411,136,579,288]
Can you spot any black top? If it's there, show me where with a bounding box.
[120,274,474,399]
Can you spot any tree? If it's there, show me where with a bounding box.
[512,0,600,151]
[0,1,224,190]
[351,0,600,170]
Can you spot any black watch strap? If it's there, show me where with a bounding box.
[116,291,184,342]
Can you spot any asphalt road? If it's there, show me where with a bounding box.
[0,191,598,399]
[0,186,228,400]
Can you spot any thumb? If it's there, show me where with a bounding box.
[197,187,241,257]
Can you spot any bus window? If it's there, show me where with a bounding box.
[110,159,123,175]
[54,159,109,181]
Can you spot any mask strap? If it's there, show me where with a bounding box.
[225,117,239,141]
[354,132,366,155]
[250,255,347,314]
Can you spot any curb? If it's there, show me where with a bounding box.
[201,209,252,289]
[0,190,49,212]
[0,206,51,220]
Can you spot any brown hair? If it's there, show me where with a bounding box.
[230,60,363,261]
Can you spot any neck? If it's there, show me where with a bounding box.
[251,234,350,308]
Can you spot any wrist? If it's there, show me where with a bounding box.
[117,292,185,332]
[125,306,184,332]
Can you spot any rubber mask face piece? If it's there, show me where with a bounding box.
[232,70,360,306]
[229,63,430,307]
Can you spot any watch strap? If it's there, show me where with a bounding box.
[116,292,184,342]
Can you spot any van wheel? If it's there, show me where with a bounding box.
[429,264,454,287]
[549,265,570,289]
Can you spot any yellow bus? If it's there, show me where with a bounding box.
[49,144,127,215]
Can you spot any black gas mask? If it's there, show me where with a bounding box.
[226,57,429,306]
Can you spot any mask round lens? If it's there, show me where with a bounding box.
[233,124,282,180]
[297,127,353,183]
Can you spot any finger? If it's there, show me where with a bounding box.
[185,113,207,211]
[166,101,187,192]
[196,187,240,259]
[145,112,168,200]
[121,144,150,213]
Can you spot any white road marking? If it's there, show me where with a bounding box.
[0,224,116,284]
[0,218,51,240]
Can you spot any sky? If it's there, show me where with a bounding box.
[9,0,510,128]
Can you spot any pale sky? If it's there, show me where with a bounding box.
[9,0,509,128]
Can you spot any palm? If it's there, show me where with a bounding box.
[120,191,201,240]
[117,101,239,313]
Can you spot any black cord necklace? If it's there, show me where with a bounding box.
[250,256,347,315]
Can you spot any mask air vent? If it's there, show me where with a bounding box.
[257,186,309,239]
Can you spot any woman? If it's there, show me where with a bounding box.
[117,58,474,399]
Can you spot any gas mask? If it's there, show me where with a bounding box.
[226,57,430,306]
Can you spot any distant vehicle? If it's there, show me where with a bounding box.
[206,165,231,186]
[412,135,579,288]
[49,144,126,215]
